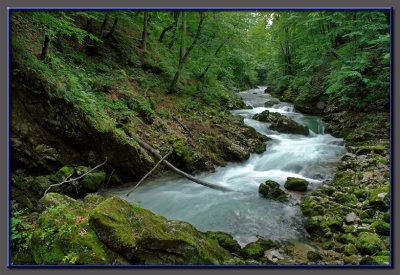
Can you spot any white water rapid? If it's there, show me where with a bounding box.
[101,87,346,246]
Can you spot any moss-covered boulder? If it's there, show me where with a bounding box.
[258,180,288,202]
[360,255,390,265]
[304,216,332,238]
[89,196,232,265]
[357,232,385,255]
[264,100,280,107]
[369,184,390,209]
[31,194,111,265]
[37,192,80,213]
[284,177,309,192]
[370,221,390,236]
[253,110,281,123]
[301,196,324,216]
[343,243,358,256]
[205,231,241,253]
[307,251,322,262]
[82,172,106,192]
[240,239,276,261]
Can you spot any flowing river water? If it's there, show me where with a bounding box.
[101,87,347,246]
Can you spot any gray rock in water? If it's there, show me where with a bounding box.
[252,110,309,136]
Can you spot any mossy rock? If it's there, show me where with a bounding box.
[83,194,106,209]
[82,172,106,193]
[331,171,353,188]
[343,243,358,256]
[360,255,390,265]
[258,180,288,202]
[307,251,322,262]
[37,193,79,213]
[327,216,344,232]
[284,177,308,192]
[31,199,110,265]
[355,146,385,156]
[370,221,390,236]
[304,216,332,238]
[301,196,324,216]
[357,232,385,255]
[31,176,52,193]
[205,231,241,253]
[337,233,359,245]
[89,196,232,265]
[369,184,390,209]
[240,239,275,261]
[264,100,280,107]
[54,166,75,181]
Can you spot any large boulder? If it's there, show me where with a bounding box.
[204,231,241,253]
[284,177,309,192]
[258,180,289,202]
[253,110,309,136]
[264,100,280,107]
[32,194,111,265]
[89,196,232,265]
[240,239,276,261]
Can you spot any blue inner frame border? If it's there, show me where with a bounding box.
[7,6,393,268]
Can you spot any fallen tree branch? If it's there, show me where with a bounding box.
[44,157,108,196]
[172,115,193,137]
[128,134,233,192]
[126,150,172,197]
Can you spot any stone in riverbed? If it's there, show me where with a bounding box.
[284,177,309,192]
[252,110,309,136]
[258,180,289,202]
[264,100,280,107]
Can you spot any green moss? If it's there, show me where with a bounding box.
[360,255,390,265]
[82,172,106,192]
[31,198,110,265]
[241,239,275,261]
[327,216,344,232]
[343,243,358,256]
[370,221,390,236]
[37,193,79,213]
[301,196,324,216]
[83,194,105,209]
[55,167,75,181]
[357,232,385,255]
[304,216,332,238]
[258,180,288,202]
[369,184,390,206]
[284,177,308,192]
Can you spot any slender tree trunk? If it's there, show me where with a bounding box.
[169,12,205,93]
[142,11,148,50]
[98,13,109,40]
[159,25,173,42]
[40,33,51,60]
[199,37,229,79]
[167,11,180,48]
[180,11,187,70]
[107,17,119,39]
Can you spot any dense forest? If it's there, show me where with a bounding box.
[10,10,390,266]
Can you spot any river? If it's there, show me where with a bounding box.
[101,86,346,246]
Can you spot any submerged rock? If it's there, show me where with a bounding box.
[284,177,309,192]
[252,110,309,136]
[258,180,289,202]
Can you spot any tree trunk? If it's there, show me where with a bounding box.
[98,13,109,40]
[199,37,229,79]
[40,34,51,60]
[169,12,205,93]
[142,11,148,50]
[159,25,173,42]
[107,16,119,39]
[180,11,187,69]
[128,134,232,192]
